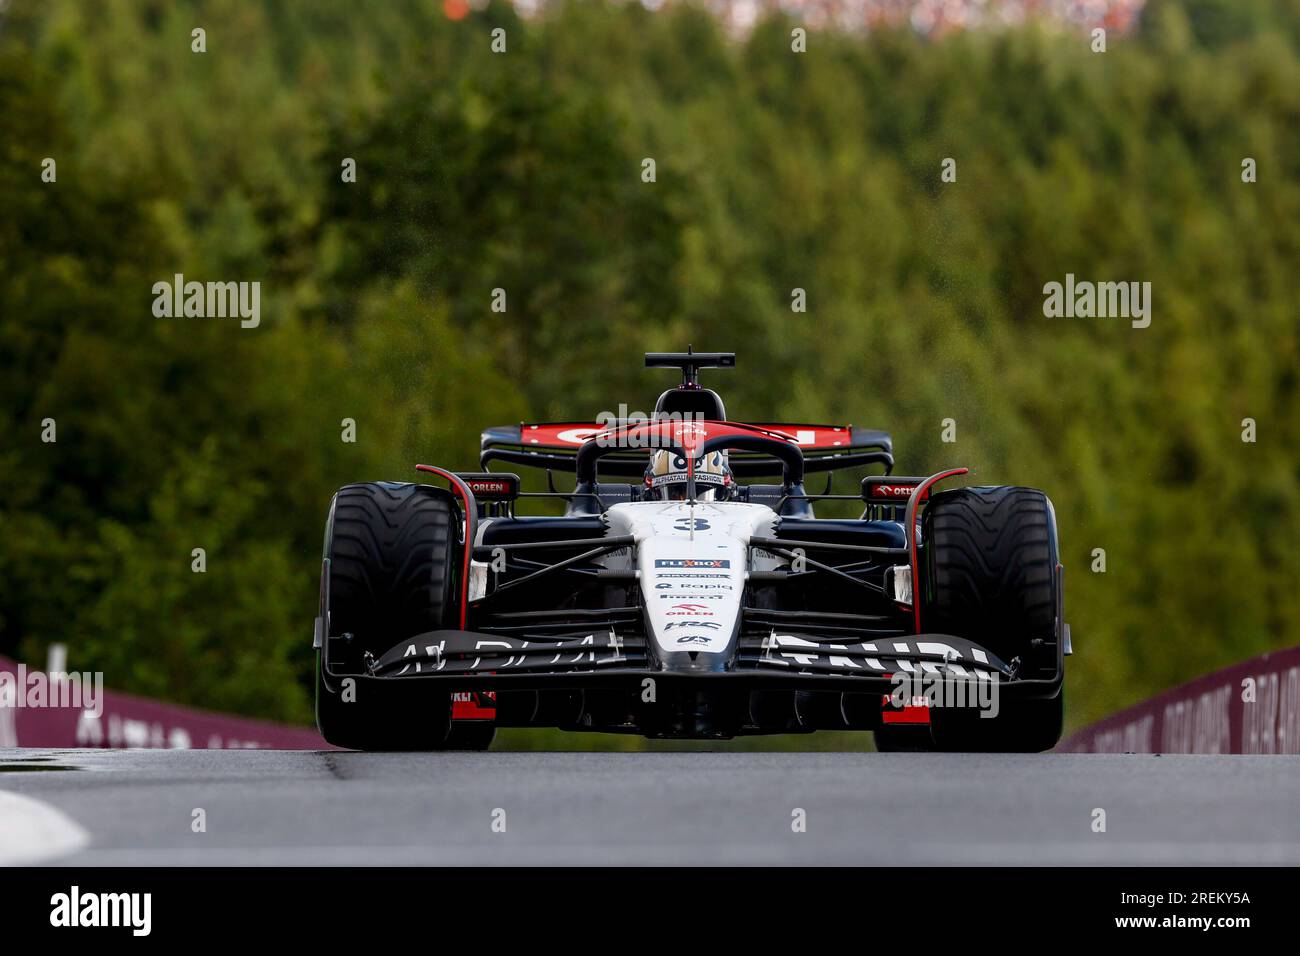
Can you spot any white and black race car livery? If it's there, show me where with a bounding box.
[315,350,1069,751]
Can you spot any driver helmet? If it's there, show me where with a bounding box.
[644,449,732,502]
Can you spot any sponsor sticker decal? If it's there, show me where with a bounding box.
[665,603,714,616]
[655,573,730,579]
[656,583,732,591]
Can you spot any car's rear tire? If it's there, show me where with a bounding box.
[315,481,460,751]
[443,721,496,751]
[926,690,1065,753]
[873,725,936,752]
[911,485,1064,753]
[873,696,1064,754]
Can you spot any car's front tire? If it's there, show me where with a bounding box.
[315,481,460,751]
[875,485,1064,753]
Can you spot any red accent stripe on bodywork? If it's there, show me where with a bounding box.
[514,421,852,450]
[880,692,932,725]
[906,468,970,634]
[593,419,800,453]
[451,691,497,720]
[415,464,478,629]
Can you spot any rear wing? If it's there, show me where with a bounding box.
[479,422,893,478]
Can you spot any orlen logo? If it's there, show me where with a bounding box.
[673,421,708,447]
[666,603,713,616]
[874,485,914,498]
[868,482,927,501]
[467,480,511,495]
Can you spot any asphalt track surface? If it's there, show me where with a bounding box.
[2,748,1299,865]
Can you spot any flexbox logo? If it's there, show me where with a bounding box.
[1042,273,1151,329]
[50,886,151,937]
[151,273,261,328]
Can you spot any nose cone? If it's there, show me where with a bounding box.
[659,649,731,673]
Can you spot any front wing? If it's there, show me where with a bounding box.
[341,627,1063,700]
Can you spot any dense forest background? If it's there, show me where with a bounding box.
[1,0,1296,746]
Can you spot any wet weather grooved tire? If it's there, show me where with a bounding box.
[443,721,496,751]
[925,486,1056,663]
[315,482,459,751]
[893,485,1063,753]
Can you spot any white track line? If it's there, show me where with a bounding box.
[0,790,90,865]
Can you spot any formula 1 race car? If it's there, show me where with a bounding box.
[313,351,1070,752]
